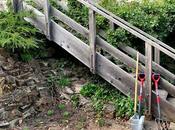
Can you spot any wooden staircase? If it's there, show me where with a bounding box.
[13,0,175,122]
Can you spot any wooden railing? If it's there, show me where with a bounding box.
[12,0,175,121]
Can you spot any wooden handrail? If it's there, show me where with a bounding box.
[77,0,175,60]
[93,3,175,55]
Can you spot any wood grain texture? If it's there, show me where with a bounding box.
[89,9,96,74]
[44,0,51,40]
[145,43,152,116]
[77,0,175,60]
[51,7,89,38]
[121,46,175,82]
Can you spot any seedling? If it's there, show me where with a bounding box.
[47,110,54,116]
[57,103,66,110]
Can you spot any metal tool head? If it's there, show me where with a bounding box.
[155,118,170,130]
[152,73,161,83]
[138,73,145,82]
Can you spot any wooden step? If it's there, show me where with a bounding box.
[158,89,168,100]
[167,98,175,107]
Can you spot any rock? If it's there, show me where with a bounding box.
[39,62,48,67]
[103,104,116,119]
[38,87,49,97]
[0,67,5,77]
[74,84,82,94]
[64,87,74,94]
[63,70,73,77]
[9,109,22,120]
[0,121,10,128]
[60,92,71,100]
[79,96,90,105]
[26,81,35,86]
[9,118,20,128]
[5,76,16,84]
[0,77,5,95]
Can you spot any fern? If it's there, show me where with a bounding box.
[0,10,39,51]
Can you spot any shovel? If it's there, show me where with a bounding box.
[138,73,145,118]
[152,73,170,130]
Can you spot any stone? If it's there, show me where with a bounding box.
[60,92,71,100]
[26,81,35,86]
[5,76,16,84]
[74,84,82,94]
[79,96,90,106]
[0,121,10,128]
[9,118,20,128]
[103,104,116,119]
[64,87,74,94]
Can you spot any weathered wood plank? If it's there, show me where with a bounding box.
[154,48,160,64]
[120,46,175,82]
[96,53,134,96]
[44,0,51,40]
[92,3,175,55]
[12,0,23,13]
[96,36,175,97]
[77,0,175,60]
[50,6,89,38]
[23,2,46,33]
[89,9,96,73]
[51,21,90,67]
[145,43,152,117]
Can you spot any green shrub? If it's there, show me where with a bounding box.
[100,0,175,48]
[0,11,39,51]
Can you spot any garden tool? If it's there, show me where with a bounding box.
[138,73,145,118]
[130,52,144,130]
[152,73,170,130]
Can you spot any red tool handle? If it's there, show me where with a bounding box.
[138,73,145,86]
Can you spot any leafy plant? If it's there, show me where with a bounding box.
[114,96,134,119]
[58,76,71,88]
[63,111,70,118]
[47,109,54,116]
[0,11,39,51]
[57,103,66,110]
[71,94,80,108]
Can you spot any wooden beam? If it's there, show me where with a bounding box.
[93,3,175,55]
[77,0,175,60]
[44,0,51,40]
[154,48,160,64]
[89,9,96,74]
[121,46,175,81]
[145,43,153,118]
[109,21,115,30]
[50,6,89,38]
[11,0,23,13]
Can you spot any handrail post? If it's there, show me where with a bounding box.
[12,0,23,13]
[44,0,51,40]
[89,4,96,74]
[154,48,160,64]
[145,43,152,119]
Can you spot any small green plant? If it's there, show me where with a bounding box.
[96,118,105,127]
[23,128,29,130]
[20,53,33,62]
[57,76,71,88]
[80,83,98,97]
[47,110,54,116]
[63,111,70,118]
[57,103,66,110]
[75,117,86,130]
[71,94,80,108]
[114,96,134,119]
